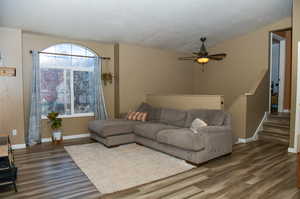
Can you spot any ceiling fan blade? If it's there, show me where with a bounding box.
[209,53,226,57]
[178,56,197,60]
[208,53,226,60]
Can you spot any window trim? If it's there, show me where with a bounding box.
[41,112,95,120]
[39,43,98,119]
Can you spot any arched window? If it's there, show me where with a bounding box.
[39,43,97,117]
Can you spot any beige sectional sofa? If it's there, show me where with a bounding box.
[88,103,232,165]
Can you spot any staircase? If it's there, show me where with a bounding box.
[258,113,290,145]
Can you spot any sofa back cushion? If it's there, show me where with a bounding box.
[185,109,226,127]
[159,108,187,127]
[136,102,161,121]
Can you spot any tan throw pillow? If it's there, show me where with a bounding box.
[190,118,207,134]
[141,112,148,122]
[127,112,135,120]
[127,112,148,121]
[136,112,143,121]
[132,112,139,120]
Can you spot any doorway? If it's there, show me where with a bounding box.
[269,29,292,113]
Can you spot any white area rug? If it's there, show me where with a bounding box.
[65,143,194,194]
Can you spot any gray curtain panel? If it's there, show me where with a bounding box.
[27,51,42,145]
[94,57,108,120]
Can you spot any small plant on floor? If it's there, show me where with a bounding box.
[47,112,63,143]
[47,112,62,129]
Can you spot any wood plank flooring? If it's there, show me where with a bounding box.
[0,139,299,199]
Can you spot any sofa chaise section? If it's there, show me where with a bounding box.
[88,119,141,147]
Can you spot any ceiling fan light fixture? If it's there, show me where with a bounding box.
[196,57,209,64]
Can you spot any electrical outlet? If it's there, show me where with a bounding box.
[12,129,17,136]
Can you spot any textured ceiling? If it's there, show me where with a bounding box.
[0,0,292,52]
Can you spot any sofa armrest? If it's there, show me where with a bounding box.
[196,125,233,153]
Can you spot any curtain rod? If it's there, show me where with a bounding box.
[29,50,111,60]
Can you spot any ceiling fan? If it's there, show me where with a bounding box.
[179,37,226,70]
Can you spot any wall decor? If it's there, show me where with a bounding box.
[101,72,113,85]
[0,67,16,77]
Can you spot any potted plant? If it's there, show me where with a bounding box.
[47,112,63,144]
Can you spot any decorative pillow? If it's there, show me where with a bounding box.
[190,118,207,134]
[141,112,148,122]
[127,112,135,120]
[127,112,148,122]
[132,112,139,120]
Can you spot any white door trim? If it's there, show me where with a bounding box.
[294,41,300,153]
[269,32,286,112]
[268,32,273,113]
[278,39,286,112]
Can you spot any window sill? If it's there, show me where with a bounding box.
[41,113,95,120]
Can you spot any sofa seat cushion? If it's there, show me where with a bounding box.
[157,128,204,151]
[134,123,179,140]
[88,119,142,138]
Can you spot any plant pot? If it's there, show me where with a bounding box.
[52,130,63,144]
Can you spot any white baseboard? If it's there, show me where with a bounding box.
[12,133,91,150]
[42,133,91,143]
[283,109,290,113]
[11,144,26,150]
[63,133,90,140]
[237,137,257,144]
[288,147,297,153]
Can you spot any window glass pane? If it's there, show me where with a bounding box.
[72,56,95,68]
[40,68,71,116]
[71,44,86,56]
[86,49,95,56]
[73,71,94,113]
[40,54,56,68]
[55,43,71,54]
[55,55,72,67]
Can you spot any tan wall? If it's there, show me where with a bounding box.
[291,0,300,148]
[146,94,224,110]
[227,70,269,139]
[245,70,269,138]
[228,95,247,139]
[0,27,25,144]
[119,43,194,113]
[193,17,292,109]
[22,32,115,140]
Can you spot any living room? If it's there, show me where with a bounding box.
[0,0,300,198]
